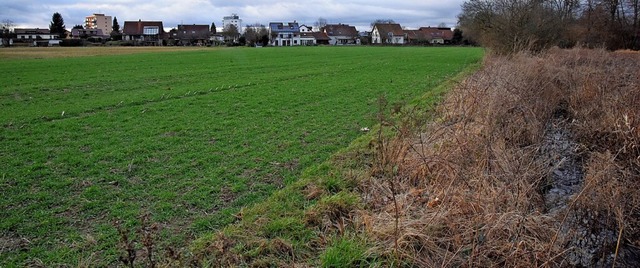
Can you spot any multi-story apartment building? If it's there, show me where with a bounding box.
[222,14,242,31]
[85,13,112,35]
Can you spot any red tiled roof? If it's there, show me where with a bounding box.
[374,23,404,37]
[419,27,454,40]
[123,20,165,35]
[404,30,428,41]
[312,32,330,41]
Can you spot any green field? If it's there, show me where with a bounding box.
[0,46,483,266]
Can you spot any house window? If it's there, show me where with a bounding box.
[143,26,159,35]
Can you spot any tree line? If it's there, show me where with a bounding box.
[458,0,640,54]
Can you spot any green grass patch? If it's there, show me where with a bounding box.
[321,235,370,268]
[0,46,483,266]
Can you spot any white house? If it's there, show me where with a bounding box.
[269,22,301,46]
[371,23,405,44]
[14,28,59,40]
[299,24,313,33]
[322,24,359,45]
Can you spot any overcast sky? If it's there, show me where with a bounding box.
[1,0,466,32]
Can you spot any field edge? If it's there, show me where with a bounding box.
[184,59,484,267]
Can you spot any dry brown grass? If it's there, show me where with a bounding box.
[360,48,640,267]
[0,46,213,60]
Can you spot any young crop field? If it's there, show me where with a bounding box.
[0,46,483,266]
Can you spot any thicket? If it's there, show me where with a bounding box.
[458,0,640,54]
[361,48,640,266]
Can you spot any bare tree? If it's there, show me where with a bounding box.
[314,17,328,30]
[1,19,14,46]
[2,19,14,30]
[458,0,572,54]
[370,19,396,27]
[222,24,239,43]
[244,23,268,46]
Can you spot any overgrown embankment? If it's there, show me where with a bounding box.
[361,48,640,267]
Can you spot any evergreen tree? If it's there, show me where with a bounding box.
[112,17,120,33]
[211,22,217,34]
[72,25,84,30]
[49,12,66,36]
[110,17,122,41]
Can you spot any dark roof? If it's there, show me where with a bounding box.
[322,24,358,37]
[177,24,210,33]
[71,28,106,37]
[123,20,165,35]
[269,22,300,33]
[14,28,51,34]
[419,27,454,40]
[174,24,211,40]
[373,23,404,37]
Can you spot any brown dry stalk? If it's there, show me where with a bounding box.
[359,48,640,267]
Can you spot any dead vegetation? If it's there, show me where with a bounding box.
[360,48,640,266]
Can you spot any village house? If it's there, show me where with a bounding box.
[300,32,330,46]
[299,25,313,33]
[322,24,359,45]
[71,28,107,40]
[269,22,301,46]
[371,23,405,44]
[419,27,454,44]
[122,20,166,46]
[13,28,61,46]
[14,28,59,40]
[173,24,210,45]
[404,29,429,45]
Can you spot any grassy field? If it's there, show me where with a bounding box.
[0,46,483,266]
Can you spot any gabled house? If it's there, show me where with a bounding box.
[71,28,106,40]
[299,25,313,33]
[371,23,405,44]
[322,24,359,45]
[404,30,429,45]
[269,22,300,46]
[419,27,454,44]
[14,28,59,40]
[210,34,224,43]
[174,24,210,45]
[312,32,330,45]
[122,20,166,46]
[300,32,330,45]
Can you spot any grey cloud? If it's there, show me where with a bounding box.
[1,0,465,31]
